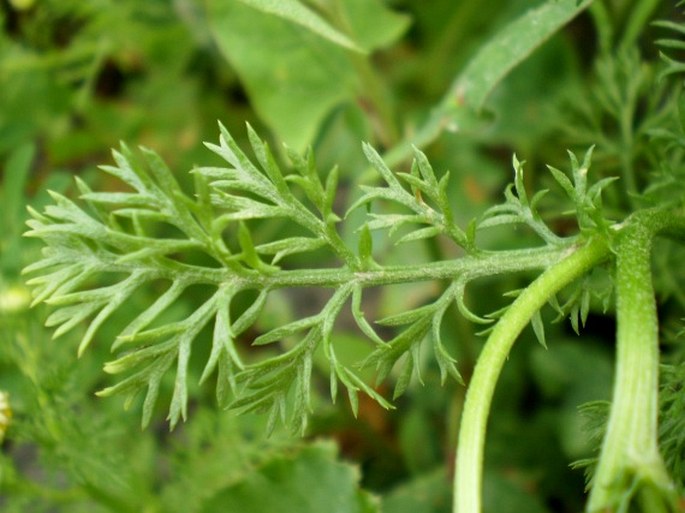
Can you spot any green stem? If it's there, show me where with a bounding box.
[263,246,561,288]
[86,245,570,290]
[453,237,611,513]
[587,210,684,512]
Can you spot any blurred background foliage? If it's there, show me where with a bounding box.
[0,1,683,512]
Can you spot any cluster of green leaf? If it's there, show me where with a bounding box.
[0,85,365,513]
[4,1,685,513]
[22,119,622,440]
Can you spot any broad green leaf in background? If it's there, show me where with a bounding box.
[207,0,357,150]
[455,0,593,112]
[382,468,452,513]
[200,441,379,513]
[383,0,595,166]
[236,0,362,52]
[206,0,408,150]
[529,340,613,459]
[482,471,550,513]
[382,467,551,513]
[324,0,410,52]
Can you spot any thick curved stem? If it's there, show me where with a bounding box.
[453,237,610,513]
[587,211,685,512]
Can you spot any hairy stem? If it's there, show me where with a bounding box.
[587,210,685,512]
[85,245,570,291]
[453,236,611,513]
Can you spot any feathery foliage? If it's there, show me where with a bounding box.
[7,2,685,513]
[25,123,613,433]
